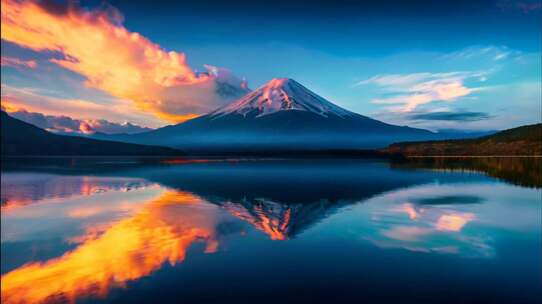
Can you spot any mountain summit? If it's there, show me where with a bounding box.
[210,78,353,119]
[105,78,434,152]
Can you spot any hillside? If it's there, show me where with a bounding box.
[1,111,183,156]
[385,123,542,156]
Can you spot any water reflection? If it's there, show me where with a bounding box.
[2,190,221,303]
[329,182,540,258]
[1,158,540,303]
[1,173,150,211]
[221,199,336,240]
[391,156,542,188]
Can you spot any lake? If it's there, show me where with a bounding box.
[1,157,541,303]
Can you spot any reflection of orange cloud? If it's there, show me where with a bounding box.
[1,191,219,303]
[394,203,421,220]
[382,226,432,242]
[1,0,215,123]
[66,202,140,219]
[436,213,475,232]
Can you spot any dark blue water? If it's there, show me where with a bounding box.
[1,158,541,303]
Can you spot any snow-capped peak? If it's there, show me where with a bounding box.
[210,78,354,118]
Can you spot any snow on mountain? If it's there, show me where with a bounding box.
[210,78,354,119]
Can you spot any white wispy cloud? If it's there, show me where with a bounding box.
[439,45,520,62]
[356,71,488,112]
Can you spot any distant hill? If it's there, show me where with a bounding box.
[1,111,183,156]
[384,123,542,156]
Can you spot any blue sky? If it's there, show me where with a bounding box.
[1,0,540,132]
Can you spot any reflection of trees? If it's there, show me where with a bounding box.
[391,157,541,188]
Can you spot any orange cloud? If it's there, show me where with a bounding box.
[0,191,219,304]
[0,56,37,69]
[435,213,475,232]
[0,0,241,123]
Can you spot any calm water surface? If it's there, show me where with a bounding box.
[1,158,541,303]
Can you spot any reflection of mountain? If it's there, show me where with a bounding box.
[129,160,470,239]
[219,199,336,240]
[3,159,495,241]
[136,160,443,204]
[391,157,542,188]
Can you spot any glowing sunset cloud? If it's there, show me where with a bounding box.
[0,0,242,123]
[1,190,219,303]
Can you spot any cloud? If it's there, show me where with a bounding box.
[358,71,486,112]
[1,83,166,128]
[409,111,492,122]
[440,45,519,62]
[2,105,153,135]
[1,56,37,69]
[435,213,475,232]
[356,72,456,88]
[0,0,247,123]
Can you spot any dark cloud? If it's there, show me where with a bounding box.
[409,111,492,121]
[38,0,124,24]
[415,195,484,205]
[6,109,152,135]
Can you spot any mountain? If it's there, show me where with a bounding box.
[384,123,542,156]
[112,78,434,152]
[1,111,183,156]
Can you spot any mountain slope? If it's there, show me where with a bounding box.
[116,78,433,151]
[1,111,183,156]
[210,78,353,118]
[384,123,542,156]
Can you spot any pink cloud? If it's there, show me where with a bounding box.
[1,56,37,69]
[3,106,153,135]
[361,71,486,112]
